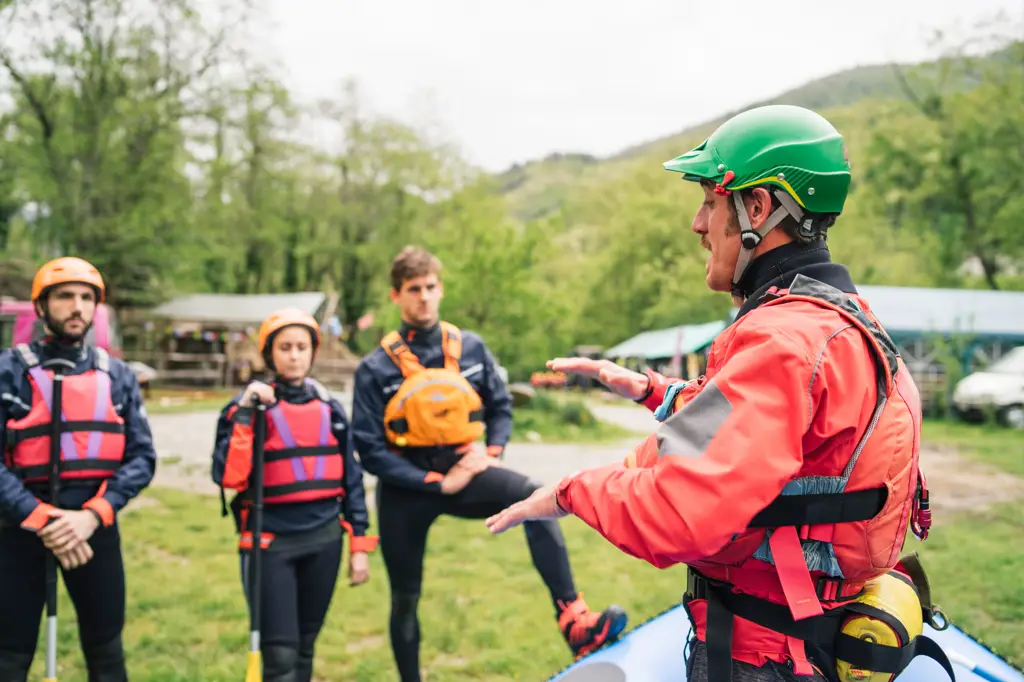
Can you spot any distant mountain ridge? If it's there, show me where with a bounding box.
[493,53,982,221]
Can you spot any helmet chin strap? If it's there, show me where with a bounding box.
[730,189,806,298]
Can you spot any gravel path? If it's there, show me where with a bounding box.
[145,395,1021,519]
[145,397,653,497]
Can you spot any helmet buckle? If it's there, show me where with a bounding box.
[741,230,762,250]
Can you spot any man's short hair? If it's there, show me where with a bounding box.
[390,246,442,291]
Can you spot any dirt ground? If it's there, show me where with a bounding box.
[143,396,1023,521]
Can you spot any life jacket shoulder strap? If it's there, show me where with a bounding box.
[439,321,463,371]
[12,344,109,374]
[381,331,425,378]
[304,377,331,403]
[761,274,900,395]
[752,275,911,531]
[94,347,110,373]
[14,344,39,369]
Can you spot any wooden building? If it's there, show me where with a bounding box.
[129,292,360,390]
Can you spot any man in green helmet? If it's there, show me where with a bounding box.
[486,105,944,682]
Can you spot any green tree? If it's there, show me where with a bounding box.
[314,81,462,352]
[0,0,236,306]
[0,117,21,252]
[415,179,569,377]
[864,37,1024,289]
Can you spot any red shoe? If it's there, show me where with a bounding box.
[557,593,628,660]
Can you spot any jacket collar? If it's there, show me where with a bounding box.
[399,321,442,346]
[734,240,857,320]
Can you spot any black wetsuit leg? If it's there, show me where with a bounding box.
[240,522,343,682]
[377,465,580,682]
[447,466,578,610]
[0,522,127,682]
[376,482,444,682]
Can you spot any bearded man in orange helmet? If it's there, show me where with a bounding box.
[0,256,157,681]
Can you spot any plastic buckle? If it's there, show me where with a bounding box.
[816,579,840,602]
[686,570,709,601]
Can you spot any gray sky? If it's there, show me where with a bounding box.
[262,0,1020,172]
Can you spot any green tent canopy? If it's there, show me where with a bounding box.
[603,319,729,361]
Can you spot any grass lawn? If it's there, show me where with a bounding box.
[143,387,238,415]
[913,418,1024,668]
[510,390,636,444]
[922,418,1024,477]
[510,407,634,444]
[31,488,688,681]
[909,500,1024,667]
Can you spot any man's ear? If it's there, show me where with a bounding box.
[389,288,400,304]
[747,187,774,229]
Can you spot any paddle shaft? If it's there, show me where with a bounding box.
[43,360,72,682]
[249,404,267,652]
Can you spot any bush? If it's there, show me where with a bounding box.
[510,390,632,443]
[558,399,595,427]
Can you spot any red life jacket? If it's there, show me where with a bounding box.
[259,379,344,504]
[674,276,947,681]
[4,344,125,483]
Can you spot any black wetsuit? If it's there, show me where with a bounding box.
[352,322,580,682]
[212,379,373,682]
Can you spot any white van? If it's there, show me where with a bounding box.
[952,346,1024,428]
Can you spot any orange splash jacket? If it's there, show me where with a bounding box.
[554,275,937,678]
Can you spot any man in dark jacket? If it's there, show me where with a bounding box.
[352,246,627,682]
[0,257,157,682]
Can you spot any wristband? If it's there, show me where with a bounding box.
[633,369,654,403]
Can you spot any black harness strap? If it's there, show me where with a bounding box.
[687,570,956,682]
[749,487,887,528]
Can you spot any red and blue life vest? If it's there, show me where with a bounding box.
[222,378,345,505]
[4,344,125,483]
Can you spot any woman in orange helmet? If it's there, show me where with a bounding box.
[211,308,377,682]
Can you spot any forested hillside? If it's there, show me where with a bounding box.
[1,0,1021,379]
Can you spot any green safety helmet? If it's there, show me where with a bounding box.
[663,105,852,295]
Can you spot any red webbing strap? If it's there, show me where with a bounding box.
[769,526,824,621]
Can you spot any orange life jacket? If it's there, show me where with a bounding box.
[380,321,485,449]
[663,277,946,681]
[223,378,344,505]
[4,344,125,483]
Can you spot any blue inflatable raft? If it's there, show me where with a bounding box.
[549,604,1022,682]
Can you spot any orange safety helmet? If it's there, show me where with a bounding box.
[32,257,106,303]
[258,307,322,357]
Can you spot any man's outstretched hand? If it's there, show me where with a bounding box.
[546,358,649,400]
[485,486,568,535]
